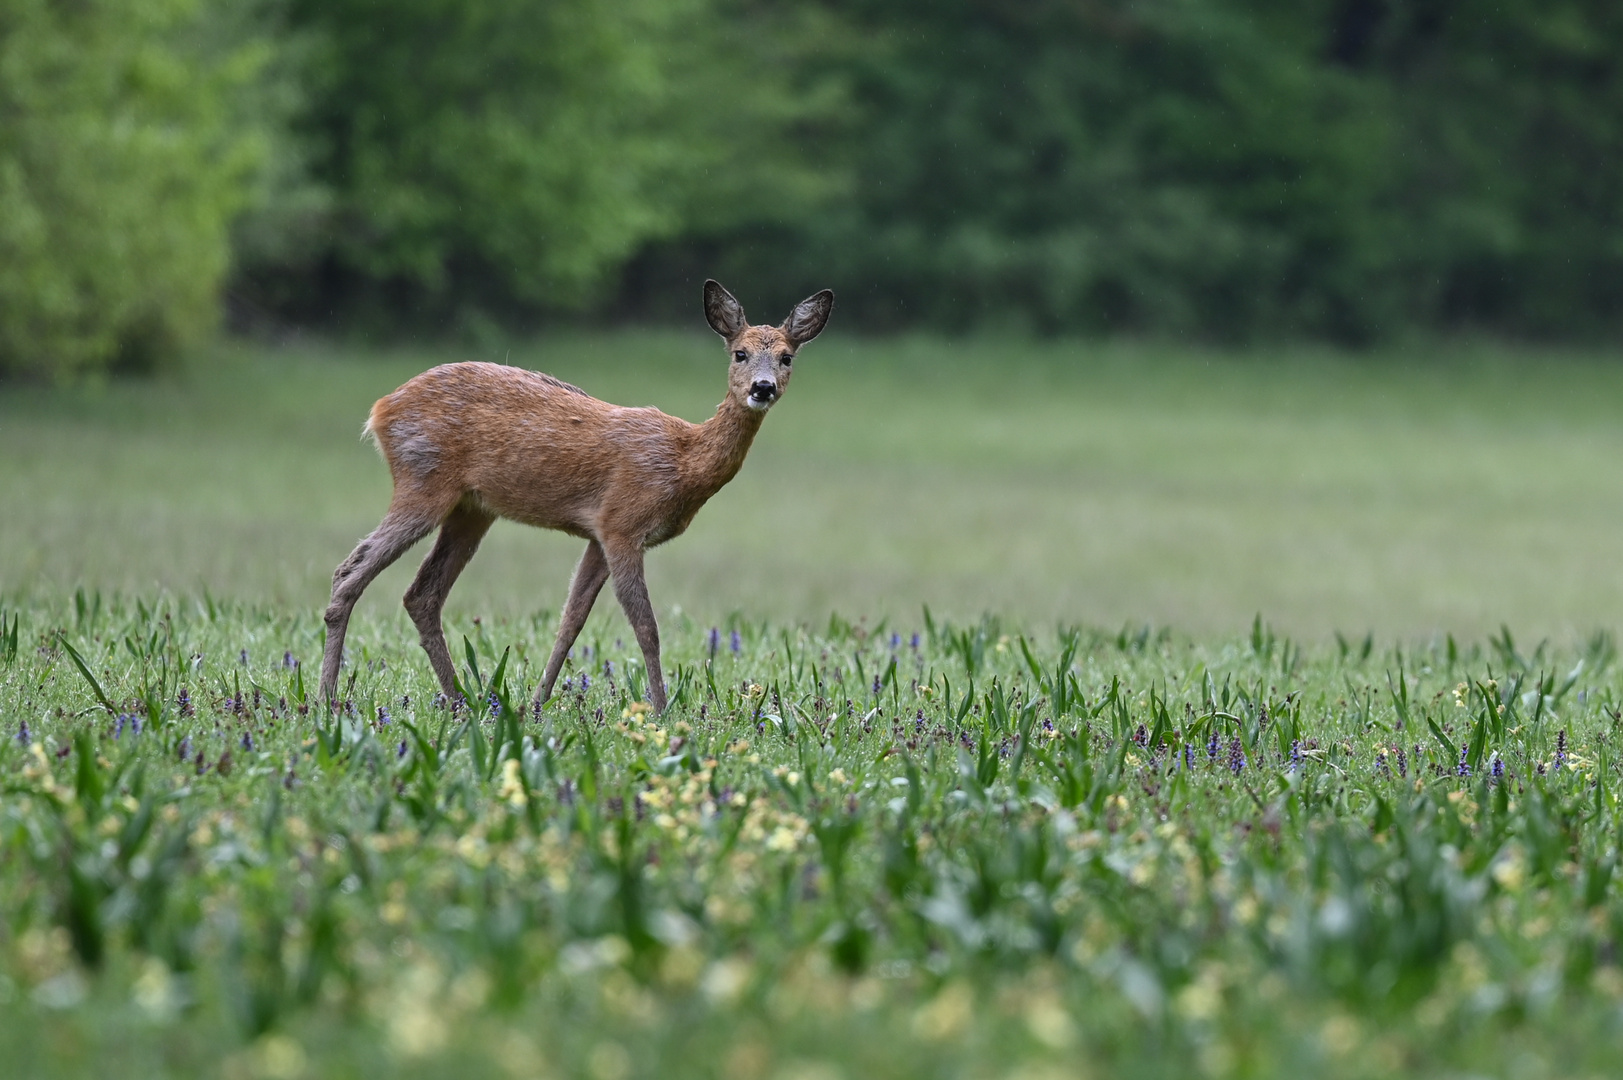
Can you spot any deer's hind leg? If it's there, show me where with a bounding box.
[403,499,496,700]
[536,539,609,709]
[321,505,441,703]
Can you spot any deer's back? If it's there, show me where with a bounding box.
[368,362,691,537]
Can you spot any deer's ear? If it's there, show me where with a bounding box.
[784,289,834,345]
[704,280,747,338]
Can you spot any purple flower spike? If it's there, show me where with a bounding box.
[730,630,742,654]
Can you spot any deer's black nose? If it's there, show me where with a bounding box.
[749,380,776,401]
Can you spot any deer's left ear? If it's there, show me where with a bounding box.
[784,289,834,346]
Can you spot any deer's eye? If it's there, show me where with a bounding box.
[780,354,793,367]
[733,351,747,363]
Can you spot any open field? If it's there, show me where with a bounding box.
[3,598,1623,1078]
[5,338,1623,1077]
[3,335,1623,641]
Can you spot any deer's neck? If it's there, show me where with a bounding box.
[688,396,766,497]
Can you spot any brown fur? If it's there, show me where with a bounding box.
[318,280,834,712]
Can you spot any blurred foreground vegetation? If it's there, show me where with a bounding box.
[4,599,1623,1077]
[4,0,1623,378]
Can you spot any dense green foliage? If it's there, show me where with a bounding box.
[6,0,1623,374]
[253,0,1623,342]
[698,0,1623,340]
[3,597,1623,1077]
[0,0,278,379]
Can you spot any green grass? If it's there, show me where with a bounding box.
[6,336,1623,1077]
[4,334,1623,640]
[3,599,1623,1078]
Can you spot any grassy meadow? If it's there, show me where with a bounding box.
[5,336,1623,1078]
[4,334,1623,639]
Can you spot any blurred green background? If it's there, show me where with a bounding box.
[3,0,1623,378]
[5,337,1622,642]
[2,0,1622,642]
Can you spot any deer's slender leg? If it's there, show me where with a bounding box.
[604,542,667,713]
[535,539,610,709]
[403,501,496,700]
[321,508,438,703]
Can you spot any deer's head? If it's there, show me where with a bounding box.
[705,280,834,413]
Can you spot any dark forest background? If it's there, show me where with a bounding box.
[4,0,1622,378]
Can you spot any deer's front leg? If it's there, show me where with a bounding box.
[536,540,610,709]
[604,543,667,713]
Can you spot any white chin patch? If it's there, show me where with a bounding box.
[745,396,774,412]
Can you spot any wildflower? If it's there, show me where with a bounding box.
[1375,751,1389,778]
[177,735,191,761]
[872,674,882,696]
[241,731,255,752]
[1556,729,1568,771]
[397,739,409,760]
[603,660,614,678]
[1184,743,1196,771]
[890,633,901,650]
[488,693,501,717]
[1207,730,1220,765]
[1453,682,1468,708]
[16,720,30,745]
[910,633,920,650]
[708,628,721,656]
[730,630,742,654]
[283,651,297,669]
[239,649,249,666]
[1228,736,1246,774]
[1396,745,1408,778]
[498,758,527,808]
[1491,755,1504,783]
[1458,744,1471,778]
[377,706,391,726]
[1289,740,1302,772]
[176,688,194,718]
[114,714,128,739]
[580,674,591,693]
[562,677,574,693]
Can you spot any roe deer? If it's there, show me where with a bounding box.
[318,280,834,713]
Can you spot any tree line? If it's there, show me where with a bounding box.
[3,0,1620,378]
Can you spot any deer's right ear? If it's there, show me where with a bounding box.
[704,280,747,338]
